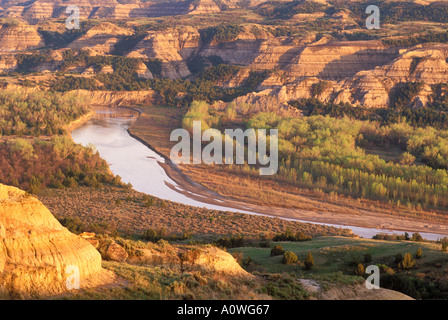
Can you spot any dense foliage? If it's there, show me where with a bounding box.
[0,89,121,193]
[0,136,120,193]
[247,112,448,211]
[0,90,89,135]
[45,51,254,106]
[199,24,242,44]
[256,0,325,19]
[256,1,448,25]
[290,93,448,130]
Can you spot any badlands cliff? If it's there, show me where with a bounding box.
[0,184,105,298]
[69,22,133,55]
[0,0,220,22]
[0,23,43,52]
[0,16,447,108]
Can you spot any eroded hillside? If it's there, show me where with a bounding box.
[1,3,448,110]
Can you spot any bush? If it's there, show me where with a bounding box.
[304,252,314,270]
[399,253,416,270]
[394,253,403,266]
[270,245,285,257]
[143,227,166,242]
[243,256,253,266]
[380,274,421,299]
[232,251,243,264]
[355,263,365,276]
[282,251,298,265]
[411,233,424,242]
[215,235,244,248]
[311,80,331,98]
[415,248,423,259]
[199,24,241,44]
[273,229,312,242]
[442,237,448,252]
[364,253,372,263]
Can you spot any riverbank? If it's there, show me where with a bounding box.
[126,105,448,239]
[65,110,96,133]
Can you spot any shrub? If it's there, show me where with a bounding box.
[399,152,416,165]
[243,255,253,266]
[415,248,423,259]
[311,80,331,98]
[270,245,285,257]
[304,252,314,270]
[215,235,245,248]
[364,253,372,263]
[394,253,403,266]
[232,251,243,264]
[380,274,421,299]
[143,227,166,242]
[411,233,424,242]
[355,263,365,276]
[282,251,298,265]
[442,237,448,252]
[399,253,416,270]
[273,229,312,242]
[199,24,241,44]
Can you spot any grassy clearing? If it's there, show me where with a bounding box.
[229,237,448,285]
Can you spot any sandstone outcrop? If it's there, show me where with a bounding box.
[0,23,43,52]
[0,184,105,298]
[188,246,250,276]
[130,243,251,277]
[128,27,200,78]
[0,0,221,22]
[283,41,399,81]
[104,242,128,262]
[70,89,161,106]
[226,41,448,108]
[68,22,133,55]
[0,53,17,72]
[319,283,414,300]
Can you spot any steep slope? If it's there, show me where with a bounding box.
[0,23,43,52]
[128,27,200,78]
[0,0,220,22]
[68,22,133,55]
[284,41,399,81]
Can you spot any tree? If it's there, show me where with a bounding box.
[442,237,448,252]
[282,251,298,265]
[304,252,314,270]
[415,248,423,259]
[399,253,416,269]
[399,152,416,165]
[411,233,424,242]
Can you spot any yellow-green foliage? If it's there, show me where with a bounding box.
[248,113,448,210]
[182,101,220,133]
[0,90,90,136]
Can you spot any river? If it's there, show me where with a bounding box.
[71,108,448,241]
